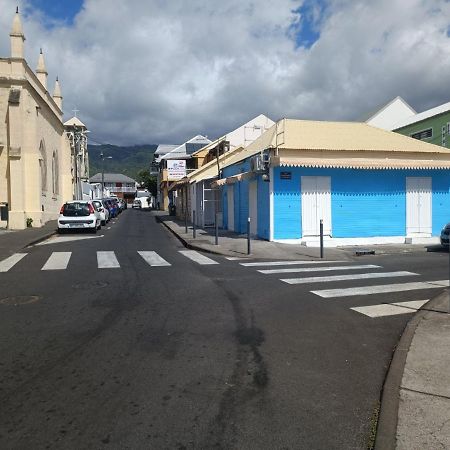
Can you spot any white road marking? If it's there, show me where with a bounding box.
[97,251,120,269]
[260,264,380,274]
[41,252,72,270]
[0,253,27,272]
[178,250,219,265]
[351,300,429,318]
[281,271,417,285]
[240,260,346,267]
[225,257,247,260]
[138,251,171,267]
[37,235,103,246]
[312,280,449,298]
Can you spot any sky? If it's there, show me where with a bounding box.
[1,0,450,145]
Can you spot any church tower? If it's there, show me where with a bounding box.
[10,7,25,59]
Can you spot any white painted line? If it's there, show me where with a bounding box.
[41,252,71,270]
[351,300,429,318]
[107,227,111,230]
[37,235,103,245]
[260,264,380,274]
[0,253,27,272]
[178,250,219,265]
[312,280,449,298]
[97,251,120,269]
[138,251,171,267]
[225,257,247,260]
[281,271,417,285]
[240,260,346,267]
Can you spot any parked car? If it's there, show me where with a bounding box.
[440,223,450,246]
[105,199,118,218]
[93,199,109,225]
[132,199,141,209]
[58,201,101,233]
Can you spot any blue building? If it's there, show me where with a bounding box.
[212,119,450,246]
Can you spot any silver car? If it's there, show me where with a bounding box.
[93,199,110,225]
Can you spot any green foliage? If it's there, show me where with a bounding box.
[137,169,157,196]
[88,144,157,181]
[26,217,33,228]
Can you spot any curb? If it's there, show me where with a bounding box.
[374,291,447,449]
[23,230,57,248]
[155,215,239,257]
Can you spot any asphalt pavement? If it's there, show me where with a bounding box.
[0,210,449,449]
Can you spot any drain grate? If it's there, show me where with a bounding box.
[0,295,41,306]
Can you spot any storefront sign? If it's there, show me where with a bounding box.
[167,160,186,180]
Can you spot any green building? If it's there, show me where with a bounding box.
[393,101,450,149]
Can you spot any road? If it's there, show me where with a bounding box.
[0,209,448,449]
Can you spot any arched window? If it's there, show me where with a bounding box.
[39,140,47,193]
[52,150,59,195]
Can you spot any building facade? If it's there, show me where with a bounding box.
[0,9,73,229]
[212,120,450,246]
[89,173,137,203]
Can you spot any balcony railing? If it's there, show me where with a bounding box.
[108,186,136,193]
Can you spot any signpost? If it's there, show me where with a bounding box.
[167,160,186,181]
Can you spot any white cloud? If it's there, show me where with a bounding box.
[1,0,450,144]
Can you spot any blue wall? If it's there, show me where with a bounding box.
[272,167,450,239]
[257,176,270,239]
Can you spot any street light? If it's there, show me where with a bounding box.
[100,151,112,197]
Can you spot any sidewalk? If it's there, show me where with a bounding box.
[154,211,352,261]
[153,211,450,449]
[376,291,450,449]
[0,220,57,260]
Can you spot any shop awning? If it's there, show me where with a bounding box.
[211,171,255,187]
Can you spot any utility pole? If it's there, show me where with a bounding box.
[100,151,112,198]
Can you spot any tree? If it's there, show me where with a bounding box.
[137,169,157,196]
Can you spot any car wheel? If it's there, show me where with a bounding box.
[101,220,106,226]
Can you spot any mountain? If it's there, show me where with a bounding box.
[88,144,158,181]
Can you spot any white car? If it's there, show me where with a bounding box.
[93,199,110,225]
[58,201,101,233]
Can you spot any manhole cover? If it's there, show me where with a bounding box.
[72,281,108,290]
[0,295,41,306]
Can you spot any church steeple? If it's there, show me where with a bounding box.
[36,48,48,90]
[10,7,25,59]
[53,77,63,111]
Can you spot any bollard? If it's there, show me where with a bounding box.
[247,217,251,255]
[193,210,196,239]
[215,212,219,245]
[320,219,324,259]
[185,209,188,234]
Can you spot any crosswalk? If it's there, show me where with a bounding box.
[239,259,445,319]
[0,250,219,272]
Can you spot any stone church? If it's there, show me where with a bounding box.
[0,8,74,229]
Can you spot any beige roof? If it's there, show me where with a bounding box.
[217,119,450,171]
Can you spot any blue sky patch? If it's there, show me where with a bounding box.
[291,0,327,49]
[27,0,84,26]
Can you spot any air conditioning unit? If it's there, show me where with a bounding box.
[250,154,265,173]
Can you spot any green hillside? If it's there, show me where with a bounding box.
[88,144,157,181]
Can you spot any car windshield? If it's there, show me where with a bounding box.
[62,203,90,217]
[136,191,149,198]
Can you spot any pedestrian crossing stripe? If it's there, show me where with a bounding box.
[41,252,71,270]
[178,250,219,265]
[97,251,120,269]
[281,271,417,285]
[259,264,380,275]
[0,253,27,272]
[311,280,449,298]
[240,260,346,267]
[138,251,171,267]
[351,300,429,318]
